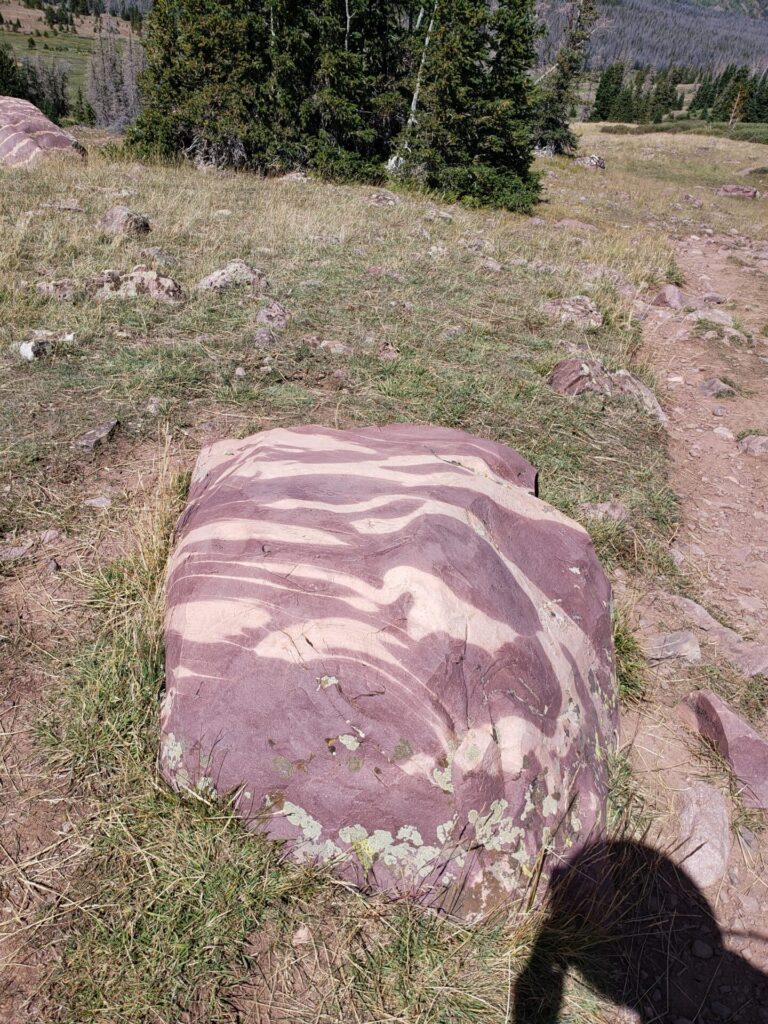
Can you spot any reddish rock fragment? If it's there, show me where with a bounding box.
[717,185,760,200]
[677,689,768,809]
[738,435,768,456]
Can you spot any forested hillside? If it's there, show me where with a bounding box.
[539,0,768,70]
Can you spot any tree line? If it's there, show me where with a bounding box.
[126,0,544,212]
[689,64,768,123]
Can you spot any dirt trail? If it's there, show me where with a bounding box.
[622,220,768,1003]
[647,230,768,640]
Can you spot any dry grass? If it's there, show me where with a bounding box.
[4,124,768,1021]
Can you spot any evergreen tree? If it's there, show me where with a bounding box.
[533,0,597,155]
[590,62,624,122]
[395,0,539,211]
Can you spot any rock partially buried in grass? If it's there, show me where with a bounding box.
[700,378,735,398]
[35,278,80,302]
[91,267,184,304]
[579,501,629,523]
[575,154,606,171]
[162,424,618,920]
[18,329,75,361]
[196,260,268,292]
[717,185,761,200]
[677,689,768,809]
[652,284,685,309]
[99,205,151,237]
[544,296,603,329]
[256,300,290,329]
[74,420,119,451]
[549,359,668,426]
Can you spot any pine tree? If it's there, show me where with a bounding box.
[533,0,597,155]
[590,62,624,122]
[128,0,273,167]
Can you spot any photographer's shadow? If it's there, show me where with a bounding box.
[514,839,768,1023]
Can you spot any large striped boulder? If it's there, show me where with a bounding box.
[162,425,617,919]
[0,96,85,169]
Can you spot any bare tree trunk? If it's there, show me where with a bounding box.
[344,0,352,51]
[408,0,437,126]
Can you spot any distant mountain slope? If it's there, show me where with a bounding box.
[539,0,768,71]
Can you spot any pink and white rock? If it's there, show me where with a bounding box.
[162,424,618,919]
[644,630,701,665]
[196,261,267,292]
[575,154,606,171]
[36,278,80,301]
[0,96,85,168]
[99,205,151,237]
[18,329,75,361]
[677,689,768,810]
[256,301,290,329]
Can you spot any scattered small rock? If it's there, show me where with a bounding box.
[683,193,703,208]
[279,170,309,182]
[377,341,400,362]
[575,153,606,171]
[544,295,603,329]
[369,190,401,207]
[252,327,278,346]
[140,246,178,268]
[196,260,268,292]
[47,558,61,574]
[702,291,725,305]
[366,265,403,281]
[0,539,34,561]
[83,496,112,509]
[548,358,668,426]
[644,630,702,664]
[424,207,453,222]
[92,267,184,304]
[677,689,768,809]
[256,301,290,330]
[99,205,151,236]
[676,782,731,888]
[74,420,119,451]
[699,378,735,398]
[483,257,503,273]
[738,435,768,456]
[146,396,163,416]
[234,366,247,379]
[717,185,760,200]
[35,278,80,301]
[652,284,685,309]
[555,218,596,232]
[18,329,74,361]
[579,501,629,523]
[713,426,735,441]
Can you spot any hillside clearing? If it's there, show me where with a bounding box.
[1,125,768,1022]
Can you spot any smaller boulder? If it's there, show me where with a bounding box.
[256,301,290,329]
[575,154,606,171]
[652,284,685,309]
[683,194,703,208]
[644,630,701,665]
[36,278,80,302]
[369,190,401,207]
[196,260,267,292]
[99,206,151,237]
[19,329,75,361]
[738,435,768,456]
[92,267,184,304]
[676,782,731,889]
[74,420,119,451]
[141,247,178,268]
[677,689,768,809]
[699,378,734,398]
[544,295,603,329]
[717,185,760,200]
[549,359,667,426]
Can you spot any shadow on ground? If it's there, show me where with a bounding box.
[514,839,768,1023]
